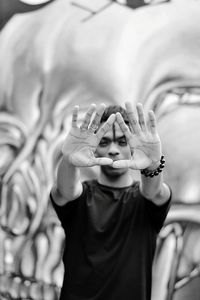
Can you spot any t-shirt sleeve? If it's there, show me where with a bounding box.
[145,186,172,233]
[50,182,87,229]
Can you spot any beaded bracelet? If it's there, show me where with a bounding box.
[141,155,165,177]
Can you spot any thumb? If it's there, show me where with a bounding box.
[92,157,113,166]
[112,158,150,170]
[112,160,132,169]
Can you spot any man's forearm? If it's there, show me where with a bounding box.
[52,155,83,205]
[140,173,170,206]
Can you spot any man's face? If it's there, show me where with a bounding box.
[95,121,132,178]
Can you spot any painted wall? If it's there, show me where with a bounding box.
[0,1,200,299]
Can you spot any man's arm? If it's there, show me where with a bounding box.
[51,103,115,206]
[51,155,83,206]
[140,164,171,206]
[113,102,171,206]
[138,108,171,206]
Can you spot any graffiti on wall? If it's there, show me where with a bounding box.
[1,0,200,299]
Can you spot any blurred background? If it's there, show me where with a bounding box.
[0,0,200,299]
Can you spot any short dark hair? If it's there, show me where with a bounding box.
[100,105,129,125]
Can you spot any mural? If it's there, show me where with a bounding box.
[0,0,200,299]
[0,0,56,30]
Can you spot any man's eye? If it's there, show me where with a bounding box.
[99,140,109,147]
[118,139,127,146]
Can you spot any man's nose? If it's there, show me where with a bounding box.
[108,142,120,156]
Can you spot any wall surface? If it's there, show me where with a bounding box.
[0,1,200,299]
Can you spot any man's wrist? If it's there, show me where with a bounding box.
[146,160,160,171]
[141,155,165,177]
[61,151,75,166]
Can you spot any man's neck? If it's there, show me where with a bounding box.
[98,170,134,188]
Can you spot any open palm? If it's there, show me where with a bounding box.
[62,104,115,167]
[112,102,162,170]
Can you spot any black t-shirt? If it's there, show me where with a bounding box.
[51,180,171,300]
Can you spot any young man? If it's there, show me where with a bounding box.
[50,102,171,300]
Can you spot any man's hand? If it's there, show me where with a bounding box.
[112,102,162,170]
[62,103,115,167]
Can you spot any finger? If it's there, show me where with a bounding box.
[89,103,106,132]
[112,160,130,169]
[80,103,96,130]
[96,114,116,140]
[148,110,157,135]
[72,105,79,128]
[116,113,132,140]
[136,103,147,132]
[92,157,113,166]
[125,102,140,134]
[71,155,113,167]
[112,158,149,170]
